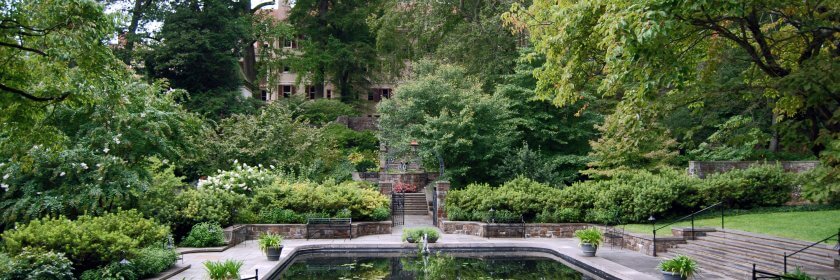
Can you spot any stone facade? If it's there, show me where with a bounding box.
[687,160,819,178]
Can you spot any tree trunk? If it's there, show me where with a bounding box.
[122,0,150,65]
[769,111,779,153]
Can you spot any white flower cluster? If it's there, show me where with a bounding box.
[196,162,276,193]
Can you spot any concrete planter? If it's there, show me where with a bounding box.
[265,246,283,261]
[580,243,597,257]
[661,270,686,280]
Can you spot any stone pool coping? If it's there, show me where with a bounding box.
[264,243,649,280]
[168,234,662,280]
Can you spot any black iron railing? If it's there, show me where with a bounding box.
[652,201,725,256]
[751,264,800,280]
[782,228,839,274]
[241,269,258,280]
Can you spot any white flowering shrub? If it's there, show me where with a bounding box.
[197,162,277,194]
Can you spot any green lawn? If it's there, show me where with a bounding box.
[620,209,840,243]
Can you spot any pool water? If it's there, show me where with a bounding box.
[277,254,586,279]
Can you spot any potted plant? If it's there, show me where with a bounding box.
[658,255,697,280]
[402,229,417,243]
[424,228,440,243]
[204,259,243,280]
[258,233,284,261]
[574,227,601,257]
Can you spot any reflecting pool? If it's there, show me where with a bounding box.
[277,253,587,279]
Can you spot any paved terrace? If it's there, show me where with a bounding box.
[167,227,733,280]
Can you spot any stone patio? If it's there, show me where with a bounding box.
[169,227,728,280]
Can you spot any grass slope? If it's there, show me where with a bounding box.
[621,209,840,243]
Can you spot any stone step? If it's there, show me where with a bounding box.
[678,242,829,273]
[706,230,837,255]
[659,251,747,279]
[696,235,836,267]
[665,247,764,278]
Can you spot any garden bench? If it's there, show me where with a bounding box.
[306,218,352,239]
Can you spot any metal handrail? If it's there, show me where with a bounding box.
[752,264,798,280]
[783,228,839,274]
[652,201,725,256]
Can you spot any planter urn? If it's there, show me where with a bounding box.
[580,243,597,257]
[265,246,283,261]
[661,271,686,280]
[406,236,416,243]
[427,236,439,243]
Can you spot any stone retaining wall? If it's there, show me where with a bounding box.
[335,116,378,131]
[223,222,392,244]
[687,160,819,178]
[441,221,687,256]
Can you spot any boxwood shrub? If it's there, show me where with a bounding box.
[1,210,169,272]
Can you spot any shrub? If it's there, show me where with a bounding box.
[197,163,277,194]
[370,206,391,221]
[698,165,796,208]
[658,255,697,278]
[297,99,358,126]
[402,227,441,242]
[249,180,389,221]
[394,182,418,193]
[258,233,283,251]
[258,208,304,224]
[535,208,582,223]
[1,210,169,271]
[799,166,840,204]
[204,259,243,280]
[80,262,138,280]
[131,247,178,278]
[1,248,74,280]
[177,187,247,226]
[574,228,602,247]
[181,222,226,248]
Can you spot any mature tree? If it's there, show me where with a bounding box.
[149,0,260,119]
[493,50,602,185]
[98,0,169,64]
[378,61,518,186]
[374,0,523,86]
[0,0,204,228]
[505,0,839,156]
[286,0,382,103]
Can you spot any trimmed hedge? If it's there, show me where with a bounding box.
[248,180,389,222]
[447,166,799,224]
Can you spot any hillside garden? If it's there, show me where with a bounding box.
[0,0,837,279]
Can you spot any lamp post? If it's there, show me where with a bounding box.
[409,140,419,171]
[649,215,657,256]
[490,208,496,224]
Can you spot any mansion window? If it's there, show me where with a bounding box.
[282,65,290,73]
[307,86,317,99]
[369,88,391,102]
[326,90,332,99]
[281,85,294,98]
[260,90,268,101]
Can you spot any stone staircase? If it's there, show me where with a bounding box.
[403,193,429,215]
[659,229,839,279]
